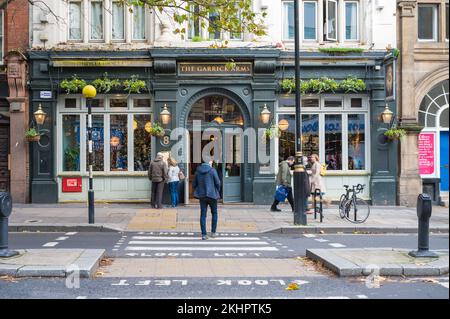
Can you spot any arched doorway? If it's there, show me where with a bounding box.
[418,80,449,199]
[186,95,246,203]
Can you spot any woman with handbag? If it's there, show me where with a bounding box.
[167,157,183,207]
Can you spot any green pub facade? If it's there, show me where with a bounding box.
[28,48,398,205]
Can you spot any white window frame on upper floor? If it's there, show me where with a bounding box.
[68,0,84,42]
[303,1,318,42]
[111,0,126,41]
[282,0,295,41]
[418,3,439,42]
[344,0,359,41]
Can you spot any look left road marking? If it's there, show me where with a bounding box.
[329,243,346,248]
[65,232,78,236]
[56,237,69,241]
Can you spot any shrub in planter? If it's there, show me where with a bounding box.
[339,76,367,93]
[92,73,121,94]
[123,75,147,94]
[149,123,165,137]
[60,75,87,94]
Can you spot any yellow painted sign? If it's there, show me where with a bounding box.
[52,59,153,67]
[178,62,252,76]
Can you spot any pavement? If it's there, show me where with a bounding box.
[0,248,105,278]
[8,203,450,234]
[306,248,449,277]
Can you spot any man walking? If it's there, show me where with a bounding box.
[193,157,221,240]
[271,156,295,212]
[148,152,168,209]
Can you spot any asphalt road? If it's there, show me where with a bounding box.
[1,232,448,299]
[7,231,450,259]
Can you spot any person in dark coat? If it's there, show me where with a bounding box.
[148,152,168,209]
[193,157,221,240]
[271,156,296,212]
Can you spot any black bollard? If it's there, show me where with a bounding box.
[409,194,438,258]
[0,192,19,258]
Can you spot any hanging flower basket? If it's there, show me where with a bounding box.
[149,123,165,137]
[25,128,41,142]
[26,135,41,142]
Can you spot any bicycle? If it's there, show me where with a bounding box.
[339,184,370,223]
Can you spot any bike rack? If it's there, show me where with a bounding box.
[313,188,323,223]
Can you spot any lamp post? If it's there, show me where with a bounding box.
[82,85,97,224]
[293,0,308,225]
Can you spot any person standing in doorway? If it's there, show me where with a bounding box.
[167,157,180,208]
[271,156,296,212]
[193,157,221,240]
[148,152,168,209]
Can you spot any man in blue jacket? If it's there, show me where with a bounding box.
[193,157,221,240]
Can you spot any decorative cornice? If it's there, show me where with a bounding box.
[254,60,276,75]
[398,0,417,18]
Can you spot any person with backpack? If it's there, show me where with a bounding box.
[167,157,184,208]
[193,157,221,240]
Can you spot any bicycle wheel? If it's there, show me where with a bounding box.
[338,194,347,218]
[344,197,370,224]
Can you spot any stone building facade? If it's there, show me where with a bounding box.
[397,0,449,207]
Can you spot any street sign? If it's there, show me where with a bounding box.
[40,91,52,99]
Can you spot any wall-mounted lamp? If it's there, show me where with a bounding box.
[260,104,271,124]
[160,104,171,125]
[380,104,394,125]
[34,104,47,126]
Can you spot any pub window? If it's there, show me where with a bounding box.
[110,114,128,171]
[134,114,152,171]
[324,97,343,108]
[59,96,152,174]
[132,4,146,40]
[302,114,320,157]
[91,98,105,109]
[418,4,438,41]
[69,1,83,41]
[277,95,369,172]
[90,0,104,40]
[62,115,81,171]
[282,1,295,41]
[345,1,358,41]
[112,0,125,40]
[86,114,105,171]
[325,114,342,170]
[303,97,320,108]
[347,114,366,170]
[110,96,128,108]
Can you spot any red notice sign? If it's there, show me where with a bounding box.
[62,177,82,192]
[419,133,435,175]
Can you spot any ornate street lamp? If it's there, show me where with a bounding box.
[160,104,171,125]
[34,104,47,126]
[82,84,97,224]
[260,104,271,124]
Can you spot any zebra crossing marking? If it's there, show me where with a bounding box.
[125,246,279,251]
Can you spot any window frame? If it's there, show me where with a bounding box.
[68,0,84,42]
[344,0,359,41]
[303,1,318,42]
[57,95,153,175]
[111,0,126,42]
[131,4,148,41]
[276,94,370,174]
[89,0,105,42]
[325,0,338,41]
[282,0,295,41]
[418,3,439,42]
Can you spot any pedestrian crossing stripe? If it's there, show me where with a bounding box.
[128,241,269,245]
[125,246,279,251]
[131,236,261,241]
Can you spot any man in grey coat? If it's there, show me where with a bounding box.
[148,152,168,209]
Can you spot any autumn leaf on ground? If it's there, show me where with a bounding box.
[286,283,299,291]
[0,275,19,283]
[423,279,439,284]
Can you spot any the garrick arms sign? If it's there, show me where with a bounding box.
[178,62,253,76]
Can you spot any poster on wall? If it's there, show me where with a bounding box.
[418,132,435,176]
[385,61,395,101]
